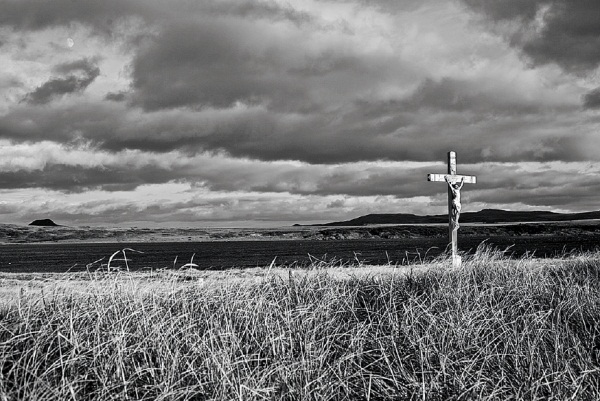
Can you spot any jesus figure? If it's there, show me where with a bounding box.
[445,176,464,230]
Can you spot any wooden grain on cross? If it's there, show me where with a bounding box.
[427,151,477,266]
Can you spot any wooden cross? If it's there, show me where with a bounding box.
[427,151,477,266]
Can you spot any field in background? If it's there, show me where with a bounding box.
[2,221,600,273]
[3,220,600,244]
[1,248,599,400]
[2,232,600,273]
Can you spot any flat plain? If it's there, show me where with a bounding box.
[1,221,600,272]
[3,220,600,244]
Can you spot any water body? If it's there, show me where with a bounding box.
[0,235,597,273]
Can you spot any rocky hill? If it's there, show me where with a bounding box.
[29,219,59,227]
[320,209,600,226]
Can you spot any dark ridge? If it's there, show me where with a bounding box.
[29,219,60,227]
[317,209,600,226]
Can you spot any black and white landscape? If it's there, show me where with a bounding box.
[1,1,600,399]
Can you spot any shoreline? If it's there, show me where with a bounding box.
[0,220,598,246]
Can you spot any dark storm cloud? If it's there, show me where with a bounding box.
[0,75,22,88]
[0,0,593,168]
[129,21,318,111]
[24,76,91,104]
[126,2,392,113]
[461,0,600,72]
[472,184,600,210]
[461,0,539,21]
[53,58,100,75]
[0,0,153,37]
[0,163,183,192]
[0,93,587,166]
[459,161,600,211]
[583,87,600,109]
[0,0,316,37]
[202,1,315,26]
[2,0,446,164]
[104,91,127,102]
[340,0,439,13]
[0,103,120,144]
[0,0,360,112]
[23,58,100,104]
[394,77,543,114]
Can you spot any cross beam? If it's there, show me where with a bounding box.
[427,174,476,184]
[427,151,477,266]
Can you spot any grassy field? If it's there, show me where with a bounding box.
[0,248,599,400]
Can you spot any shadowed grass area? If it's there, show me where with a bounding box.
[0,249,599,400]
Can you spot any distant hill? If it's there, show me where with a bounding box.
[319,209,600,226]
[29,219,60,227]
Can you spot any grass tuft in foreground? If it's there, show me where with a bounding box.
[0,249,599,400]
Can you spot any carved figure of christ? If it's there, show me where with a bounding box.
[445,176,464,230]
[427,151,476,264]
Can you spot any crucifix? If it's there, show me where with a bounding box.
[427,151,477,266]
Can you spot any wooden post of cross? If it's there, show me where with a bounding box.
[427,151,477,267]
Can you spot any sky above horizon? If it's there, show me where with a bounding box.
[1,0,600,227]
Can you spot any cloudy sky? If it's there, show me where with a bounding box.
[1,0,600,227]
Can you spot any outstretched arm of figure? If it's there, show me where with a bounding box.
[457,177,465,190]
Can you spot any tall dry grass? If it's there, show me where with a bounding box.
[0,249,599,400]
